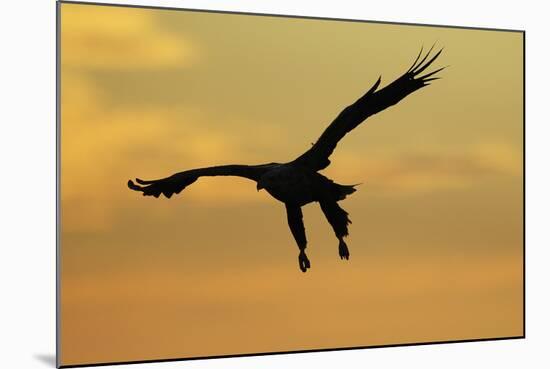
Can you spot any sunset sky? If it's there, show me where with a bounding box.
[59,2,523,366]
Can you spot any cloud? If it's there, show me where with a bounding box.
[61,67,523,232]
[327,146,522,195]
[61,4,198,69]
[473,141,523,176]
[60,70,287,231]
[61,68,522,232]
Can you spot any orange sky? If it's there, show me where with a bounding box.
[59,3,523,366]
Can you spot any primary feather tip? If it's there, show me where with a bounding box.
[127,179,142,192]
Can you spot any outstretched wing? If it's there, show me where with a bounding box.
[293,46,445,171]
[128,164,275,199]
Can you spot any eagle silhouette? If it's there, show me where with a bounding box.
[128,46,444,272]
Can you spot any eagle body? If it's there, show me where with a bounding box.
[256,164,354,206]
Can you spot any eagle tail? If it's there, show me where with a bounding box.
[333,183,358,201]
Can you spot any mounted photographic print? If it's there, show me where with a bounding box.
[57,1,525,367]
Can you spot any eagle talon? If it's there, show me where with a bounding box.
[298,250,310,272]
[339,239,350,260]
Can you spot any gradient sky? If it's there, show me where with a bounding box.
[59,3,524,366]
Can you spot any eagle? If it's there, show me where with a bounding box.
[128,46,444,272]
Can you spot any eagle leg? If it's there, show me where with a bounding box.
[285,203,311,273]
[320,200,352,261]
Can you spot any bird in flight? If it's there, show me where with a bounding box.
[128,46,444,273]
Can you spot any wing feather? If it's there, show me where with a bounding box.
[293,46,445,171]
[128,164,274,199]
